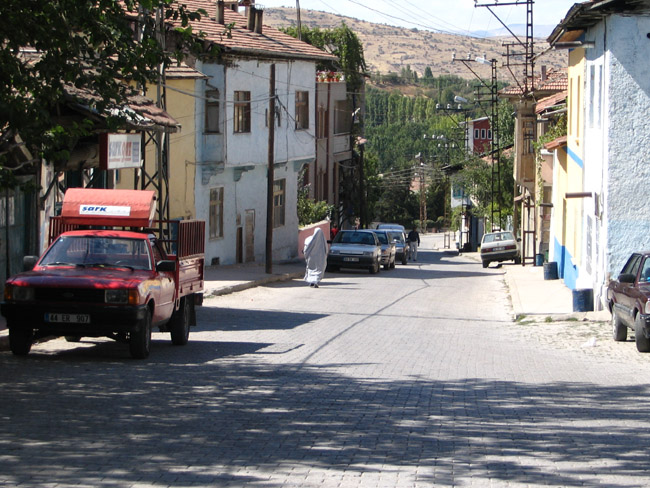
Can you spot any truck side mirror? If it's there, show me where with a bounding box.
[23,256,38,271]
[156,260,176,272]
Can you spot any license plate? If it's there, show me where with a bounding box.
[45,313,90,324]
[494,246,505,251]
[344,257,359,262]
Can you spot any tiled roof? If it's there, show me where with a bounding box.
[170,2,337,62]
[500,68,568,97]
[166,63,208,79]
[536,91,567,114]
[64,85,180,132]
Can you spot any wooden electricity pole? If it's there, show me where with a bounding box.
[265,64,276,274]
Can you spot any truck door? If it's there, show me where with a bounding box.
[151,240,175,323]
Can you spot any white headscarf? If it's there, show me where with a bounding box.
[303,227,328,284]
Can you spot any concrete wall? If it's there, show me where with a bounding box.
[549,47,586,290]
[604,14,650,281]
[195,58,317,266]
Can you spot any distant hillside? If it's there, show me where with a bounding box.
[263,7,567,83]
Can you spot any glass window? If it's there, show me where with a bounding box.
[334,99,352,134]
[205,89,220,133]
[295,91,309,130]
[622,254,642,277]
[234,91,251,133]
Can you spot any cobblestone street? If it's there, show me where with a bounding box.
[1,247,650,487]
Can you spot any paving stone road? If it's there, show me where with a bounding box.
[1,246,650,487]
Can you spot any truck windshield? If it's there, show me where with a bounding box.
[40,236,152,271]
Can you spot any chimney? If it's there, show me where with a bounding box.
[541,65,547,81]
[247,5,256,31]
[254,8,263,34]
[216,0,224,24]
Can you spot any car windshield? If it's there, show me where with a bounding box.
[388,231,404,243]
[483,232,514,244]
[375,232,388,244]
[335,232,376,245]
[40,236,152,270]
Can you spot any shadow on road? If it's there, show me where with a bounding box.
[1,338,649,486]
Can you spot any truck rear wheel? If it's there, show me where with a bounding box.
[9,326,33,356]
[170,296,191,346]
[130,310,152,359]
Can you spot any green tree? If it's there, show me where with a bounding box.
[281,24,367,92]
[1,0,207,174]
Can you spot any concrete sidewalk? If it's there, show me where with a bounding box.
[462,251,610,322]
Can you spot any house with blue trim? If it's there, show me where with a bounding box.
[547,0,650,310]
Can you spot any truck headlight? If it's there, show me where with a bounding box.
[5,285,34,302]
[105,289,139,305]
[105,289,128,304]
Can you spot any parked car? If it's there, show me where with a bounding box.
[607,251,650,352]
[372,230,396,270]
[387,230,408,265]
[377,223,407,240]
[480,231,521,268]
[327,230,382,274]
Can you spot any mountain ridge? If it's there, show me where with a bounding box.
[263,7,567,82]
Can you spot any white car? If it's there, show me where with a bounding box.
[480,231,521,268]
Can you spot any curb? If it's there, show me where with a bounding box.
[204,271,303,297]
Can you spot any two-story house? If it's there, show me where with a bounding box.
[179,1,336,266]
[547,0,650,310]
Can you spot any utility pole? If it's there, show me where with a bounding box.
[266,64,276,274]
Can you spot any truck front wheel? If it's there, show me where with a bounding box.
[130,310,152,359]
[170,296,191,346]
[9,326,33,356]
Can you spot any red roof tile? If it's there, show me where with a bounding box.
[535,91,567,114]
[171,2,337,62]
[500,68,568,97]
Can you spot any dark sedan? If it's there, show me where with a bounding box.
[327,230,382,274]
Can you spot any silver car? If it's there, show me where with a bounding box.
[373,229,397,269]
[327,230,382,274]
[480,231,521,268]
[386,230,408,265]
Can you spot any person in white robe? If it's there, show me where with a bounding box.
[303,227,328,288]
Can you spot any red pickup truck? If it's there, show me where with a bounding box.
[1,188,205,359]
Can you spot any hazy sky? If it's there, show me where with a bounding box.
[260,0,578,36]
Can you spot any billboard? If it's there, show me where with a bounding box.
[99,133,142,170]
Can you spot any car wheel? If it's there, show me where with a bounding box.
[401,255,407,265]
[390,256,396,269]
[170,295,191,346]
[369,258,379,274]
[383,260,390,270]
[612,308,627,342]
[130,309,152,359]
[482,260,489,268]
[9,325,33,356]
[634,314,650,352]
[514,255,522,265]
